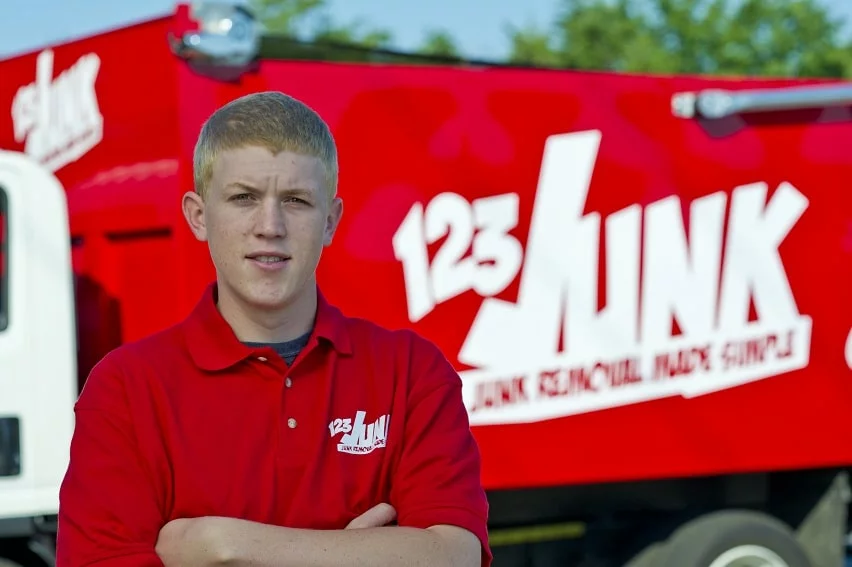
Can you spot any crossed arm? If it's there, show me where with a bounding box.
[58,340,489,567]
[154,504,481,567]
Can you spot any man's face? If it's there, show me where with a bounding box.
[183,145,342,313]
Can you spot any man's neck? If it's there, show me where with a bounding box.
[215,283,317,344]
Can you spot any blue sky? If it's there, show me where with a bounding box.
[2,0,852,61]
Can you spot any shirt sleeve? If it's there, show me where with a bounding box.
[57,353,167,567]
[390,333,493,567]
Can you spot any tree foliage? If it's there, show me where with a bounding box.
[418,30,461,58]
[248,0,393,48]
[248,0,852,77]
[506,0,852,78]
[248,0,459,56]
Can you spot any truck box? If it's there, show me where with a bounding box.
[1,3,852,565]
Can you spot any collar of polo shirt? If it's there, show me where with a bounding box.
[183,282,353,371]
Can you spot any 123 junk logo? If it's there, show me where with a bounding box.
[392,130,819,426]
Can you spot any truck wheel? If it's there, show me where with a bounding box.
[622,540,668,567]
[658,510,812,567]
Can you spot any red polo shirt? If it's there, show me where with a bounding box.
[57,283,491,566]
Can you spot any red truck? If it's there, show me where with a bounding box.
[2,2,852,566]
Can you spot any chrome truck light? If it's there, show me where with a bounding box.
[169,1,261,68]
[672,82,852,119]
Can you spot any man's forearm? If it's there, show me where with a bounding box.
[203,517,478,567]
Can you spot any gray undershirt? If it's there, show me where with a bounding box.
[244,330,312,365]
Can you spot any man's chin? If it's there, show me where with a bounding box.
[244,291,295,311]
[219,277,309,311]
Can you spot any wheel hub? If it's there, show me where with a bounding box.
[708,545,790,567]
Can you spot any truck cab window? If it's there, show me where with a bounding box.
[0,186,7,331]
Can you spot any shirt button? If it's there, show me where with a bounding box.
[285,377,292,388]
[257,356,267,362]
[288,418,297,429]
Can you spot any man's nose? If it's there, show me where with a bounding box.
[255,198,287,238]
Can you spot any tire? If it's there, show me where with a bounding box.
[622,540,668,567]
[656,509,812,567]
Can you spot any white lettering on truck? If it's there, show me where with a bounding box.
[11,49,103,172]
[392,129,814,425]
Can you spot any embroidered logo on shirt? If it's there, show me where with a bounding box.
[328,411,390,455]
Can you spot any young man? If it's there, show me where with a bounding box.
[56,91,491,567]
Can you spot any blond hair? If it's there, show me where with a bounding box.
[193,91,338,201]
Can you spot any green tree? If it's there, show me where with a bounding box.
[418,30,461,58]
[507,0,852,78]
[503,23,562,67]
[248,0,324,38]
[248,0,393,48]
[310,14,393,48]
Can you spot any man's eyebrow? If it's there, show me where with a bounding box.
[281,188,315,198]
[225,183,317,199]
[225,181,260,192]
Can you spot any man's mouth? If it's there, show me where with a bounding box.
[247,253,291,265]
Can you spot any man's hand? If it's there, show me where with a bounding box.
[155,504,398,567]
[345,503,397,529]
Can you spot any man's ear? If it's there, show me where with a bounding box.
[182,191,207,242]
[323,197,343,246]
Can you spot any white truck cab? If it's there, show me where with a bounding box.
[0,150,76,566]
